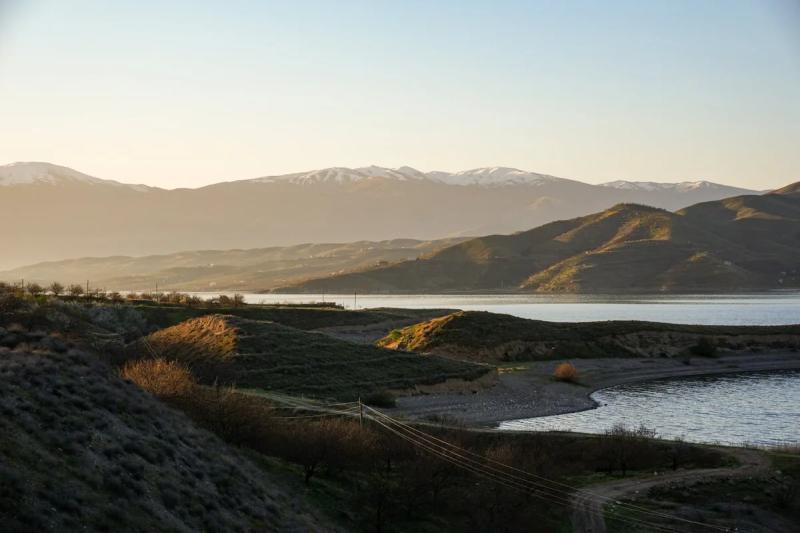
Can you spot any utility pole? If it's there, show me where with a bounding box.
[358,396,364,427]
[86,280,89,296]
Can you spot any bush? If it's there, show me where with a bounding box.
[553,362,579,382]
[121,359,196,398]
[690,337,717,357]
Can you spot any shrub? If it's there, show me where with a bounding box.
[553,362,579,382]
[121,359,196,398]
[690,337,717,357]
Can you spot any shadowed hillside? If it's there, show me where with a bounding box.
[134,314,491,399]
[0,345,329,531]
[0,238,470,291]
[378,311,800,362]
[280,183,800,293]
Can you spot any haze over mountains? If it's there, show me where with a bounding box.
[280,185,800,294]
[0,162,757,271]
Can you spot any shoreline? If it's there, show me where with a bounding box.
[390,351,800,427]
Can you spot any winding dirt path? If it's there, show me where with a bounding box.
[571,448,770,533]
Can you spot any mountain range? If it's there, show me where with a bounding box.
[277,184,800,293]
[0,162,757,270]
[0,238,469,291]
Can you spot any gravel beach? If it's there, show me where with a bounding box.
[389,351,800,426]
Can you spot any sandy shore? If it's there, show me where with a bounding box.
[389,351,800,426]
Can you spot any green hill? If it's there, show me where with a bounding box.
[278,183,800,293]
[378,311,800,362]
[135,314,491,399]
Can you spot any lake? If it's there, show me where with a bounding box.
[193,292,800,326]
[498,371,800,447]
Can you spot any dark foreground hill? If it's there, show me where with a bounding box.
[280,183,800,293]
[0,345,329,531]
[135,314,491,399]
[378,311,800,362]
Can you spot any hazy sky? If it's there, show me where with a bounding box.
[1,0,798,189]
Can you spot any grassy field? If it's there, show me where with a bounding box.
[134,314,491,400]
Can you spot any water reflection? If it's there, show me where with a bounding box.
[499,371,800,446]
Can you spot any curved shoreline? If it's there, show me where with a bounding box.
[391,351,800,426]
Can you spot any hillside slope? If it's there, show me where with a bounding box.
[378,311,800,362]
[280,184,800,293]
[0,345,330,531]
[0,162,756,269]
[0,238,469,291]
[136,315,490,399]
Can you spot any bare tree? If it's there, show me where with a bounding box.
[48,282,64,296]
[26,283,44,297]
[68,284,84,297]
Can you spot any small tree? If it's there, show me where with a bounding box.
[68,284,84,297]
[26,282,44,297]
[49,282,64,296]
[233,293,246,307]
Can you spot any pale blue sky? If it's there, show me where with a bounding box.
[1,0,798,189]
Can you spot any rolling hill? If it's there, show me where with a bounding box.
[279,183,800,293]
[134,314,491,399]
[0,238,469,291]
[0,162,755,270]
[0,335,329,531]
[377,311,800,362]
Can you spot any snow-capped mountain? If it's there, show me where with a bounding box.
[251,165,429,185]
[0,161,761,270]
[0,162,152,191]
[251,165,566,187]
[431,167,565,187]
[601,180,754,194]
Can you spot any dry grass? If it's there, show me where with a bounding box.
[121,358,196,398]
[553,362,579,382]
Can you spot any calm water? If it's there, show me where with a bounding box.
[498,371,800,446]
[193,292,800,326]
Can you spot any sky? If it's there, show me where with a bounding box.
[0,0,798,190]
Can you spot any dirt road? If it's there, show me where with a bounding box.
[571,448,769,533]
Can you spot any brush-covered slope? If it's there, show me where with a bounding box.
[137,315,489,399]
[281,183,800,293]
[0,345,328,531]
[378,311,800,362]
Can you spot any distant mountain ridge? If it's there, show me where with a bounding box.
[278,184,800,293]
[0,238,470,291]
[0,161,761,270]
[2,161,754,192]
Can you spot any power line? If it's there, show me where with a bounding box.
[365,410,686,533]
[365,406,729,533]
